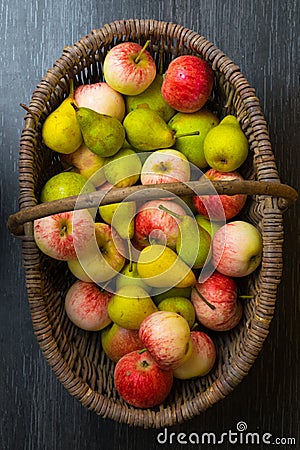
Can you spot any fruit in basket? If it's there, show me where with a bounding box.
[72,105,125,157]
[33,209,95,261]
[195,215,221,238]
[59,143,106,188]
[168,110,219,168]
[103,147,142,188]
[101,323,143,362]
[137,244,197,289]
[212,221,263,277]
[107,285,158,330]
[42,83,83,154]
[151,286,192,304]
[158,204,211,269]
[74,81,125,121]
[40,171,95,203]
[158,297,195,328]
[67,222,125,283]
[191,271,242,331]
[115,262,151,292]
[173,331,216,379]
[161,55,214,113]
[64,280,112,331]
[203,115,249,172]
[125,74,176,122]
[139,310,192,370]
[134,199,186,250]
[114,349,173,408]
[193,169,247,220]
[103,41,156,96]
[123,108,176,151]
[140,149,190,185]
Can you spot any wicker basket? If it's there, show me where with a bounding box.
[8,19,297,428]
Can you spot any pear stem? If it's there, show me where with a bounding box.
[193,285,216,310]
[158,204,183,221]
[135,40,151,64]
[175,131,200,139]
[127,238,133,272]
[239,295,254,299]
[69,79,75,98]
[70,102,79,112]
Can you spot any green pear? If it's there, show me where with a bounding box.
[159,204,211,269]
[107,285,158,330]
[115,262,151,292]
[104,147,142,188]
[72,104,125,157]
[42,82,83,154]
[203,115,249,172]
[151,286,192,305]
[158,297,196,328]
[123,108,176,151]
[168,109,219,168]
[40,171,95,202]
[125,74,176,122]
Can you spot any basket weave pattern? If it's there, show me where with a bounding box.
[16,19,289,428]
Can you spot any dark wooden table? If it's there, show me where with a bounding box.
[1,1,299,449]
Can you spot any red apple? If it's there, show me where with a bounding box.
[134,199,187,250]
[103,41,156,95]
[74,82,125,121]
[139,311,191,370]
[173,331,216,379]
[212,221,263,277]
[60,143,106,188]
[193,169,247,221]
[33,209,95,261]
[101,323,143,362]
[65,280,113,331]
[140,149,190,186]
[191,271,242,331]
[114,349,173,408]
[67,222,126,284]
[161,55,214,113]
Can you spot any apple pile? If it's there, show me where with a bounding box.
[34,41,263,409]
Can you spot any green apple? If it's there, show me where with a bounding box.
[40,171,95,203]
[168,109,219,168]
[125,74,176,122]
[103,147,142,188]
[115,262,151,293]
[151,286,192,305]
[195,214,222,238]
[158,297,196,328]
[107,285,158,330]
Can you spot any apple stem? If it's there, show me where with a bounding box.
[158,204,183,221]
[138,348,147,355]
[175,131,200,139]
[193,285,216,310]
[134,40,151,64]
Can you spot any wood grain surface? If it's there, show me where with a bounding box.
[1,0,299,449]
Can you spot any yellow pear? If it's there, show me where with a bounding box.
[42,81,83,154]
[137,244,196,289]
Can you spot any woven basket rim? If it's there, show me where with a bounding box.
[14,19,290,428]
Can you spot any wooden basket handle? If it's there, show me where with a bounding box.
[7,179,298,237]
